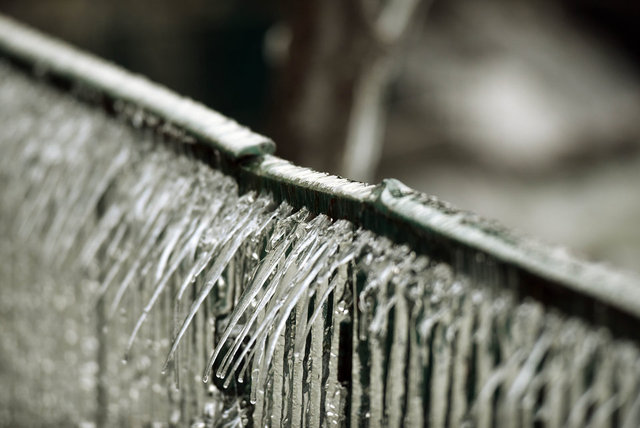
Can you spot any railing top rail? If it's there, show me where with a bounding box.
[1,13,639,341]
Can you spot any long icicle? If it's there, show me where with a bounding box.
[163,198,278,372]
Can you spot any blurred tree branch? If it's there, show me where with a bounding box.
[271,0,428,182]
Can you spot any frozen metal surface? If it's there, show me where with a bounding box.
[2,13,640,428]
[1,12,639,342]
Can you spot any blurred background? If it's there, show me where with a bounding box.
[1,0,638,272]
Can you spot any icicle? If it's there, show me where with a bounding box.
[212,215,329,381]
[163,198,276,372]
[201,208,306,382]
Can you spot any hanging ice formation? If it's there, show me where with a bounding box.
[2,57,640,428]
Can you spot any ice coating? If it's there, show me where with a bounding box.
[1,59,640,428]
